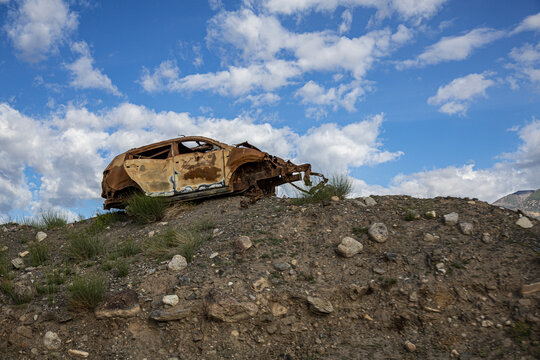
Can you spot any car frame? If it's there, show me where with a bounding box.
[101,136,325,209]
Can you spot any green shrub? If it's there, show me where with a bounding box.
[68,273,106,310]
[292,174,353,204]
[352,226,368,237]
[65,232,104,261]
[28,242,49,267]
[145,226,210,262]
[40,210,68,229]
[115,260,129,277]
[0,279,33,304]
[178,229,210,263]
[88,211,124,234]
[404,209,417,221]
[126,193,169,224]
[0,251,9,276]
[116,239,141,258]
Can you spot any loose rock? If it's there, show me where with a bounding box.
[425,210,436,219]
[68,349,89,358]
[273,262,291,271]
[94,289,141,319]
[234,235,252,253]
[11,257,24,269]
[516,217,533,228]
[521,282,540,296]
[36,231,47,242]
[162,295,179,306]
[459,222,474,235]
[150,306,191,321]
[168,255,188,271]
[443,212,459,225]
[205,289,258,322]
[423,233,440,242]
[364,196,377,206]
[368,223,388,243]
[336,237,363,258]
[330,196,340,202]
[481,233,491,243]
[43,331,61,350]
[404,341,416,352]
[307,296,334,314]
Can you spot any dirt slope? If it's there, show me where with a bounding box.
[1,195,539,359]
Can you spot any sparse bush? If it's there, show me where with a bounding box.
[0,279,33,304]
[178,229,210,262]
[88,211,124,234]
[0,251,9,276]
[194,218,216,232]
[352,226,368,237]
[145,225,210,262]
[116,239,141,258]
[292,174,353,204]
[404,209,417,221]
[28,242,48,267]
[40,210,69,229]
[115,260,129,277]
[68,273,106,310]
[65,231,104,261]
[126,193,169,224]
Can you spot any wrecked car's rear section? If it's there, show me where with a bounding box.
[101,136,325,209]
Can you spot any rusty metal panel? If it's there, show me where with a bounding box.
[173,149,227,193]
[124,159,175,196]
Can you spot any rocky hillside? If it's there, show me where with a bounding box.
[1,195,539,359]
[494,189,540,219]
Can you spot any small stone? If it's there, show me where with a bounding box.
[307,296,333,314]
[521,282,540,296]
[368,223,388,243]
[150,306,191,321]
[168,255,187,271]
[330,196,340,202]
[273,262,291,271]
[204,289,258,322]
[43,331,61,350]
[209,252,219,259]
[404,340,416,352]
[336,237,363,258]
[423,233,440,241]
[253,278,270,292]
[213,228,224,237]
[148,230,155,238]
[443,212,459,226]
[234,236,252,253]
[162,295,179,306]
[436,262,446,274]
[481,320,494,327]
[353,199,367,207]
[270,302,288,317]
[363,314,373,321]
[94,289,141,319]
[459,222,473,235]
[11,257,24,269]
[267,323,278,334]
[451,349,460,357]
[372,267,385,275]
[409,291,418,302]
[68,349,89,358]
[159,221,168,226]
[16,326,32,338]
[36,231,47,242]
[18,251,29,258]
[364,196,377,206]
[481,233,491,243]
[516,217,533,228]
[231,330,239,337]
[0,245,8,251]
[425,210,436,219]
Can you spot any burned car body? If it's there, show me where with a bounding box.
[101,136,325,209]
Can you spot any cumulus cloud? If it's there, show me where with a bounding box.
[339,9,352,34]
[427,73,495,115]
[511,11,540,34]
[295,80,369,116]
[507,42,540,85]
[0,102,400,215]
[398,28,504,68]
[262,0,447,23]
[4,0,78,62]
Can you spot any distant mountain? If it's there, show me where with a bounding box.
[493,189,540,219]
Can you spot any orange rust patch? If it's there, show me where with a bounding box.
[183,166,221,181]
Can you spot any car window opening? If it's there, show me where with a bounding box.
[134,145,171,159]
[177,141,219,155]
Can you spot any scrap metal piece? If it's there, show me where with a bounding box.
[101,136,326,209]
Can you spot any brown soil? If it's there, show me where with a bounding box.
[0,195,539,359]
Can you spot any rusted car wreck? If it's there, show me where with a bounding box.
[101,136,325,209]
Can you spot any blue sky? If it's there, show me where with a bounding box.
[0,0,539,221]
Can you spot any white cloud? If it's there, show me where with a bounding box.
[398,28,504,68]
[65,42,122,96]
[427,73,495,115]
[4,0,78,62]
[339,9,352,34]
[139,60,180,92]
[507,42,540,85]
[295,80,368,115]
[236,93,280,106]
[511,12,540,34]
[262,0,447,23]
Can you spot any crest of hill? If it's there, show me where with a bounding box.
[493,189,540,219]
